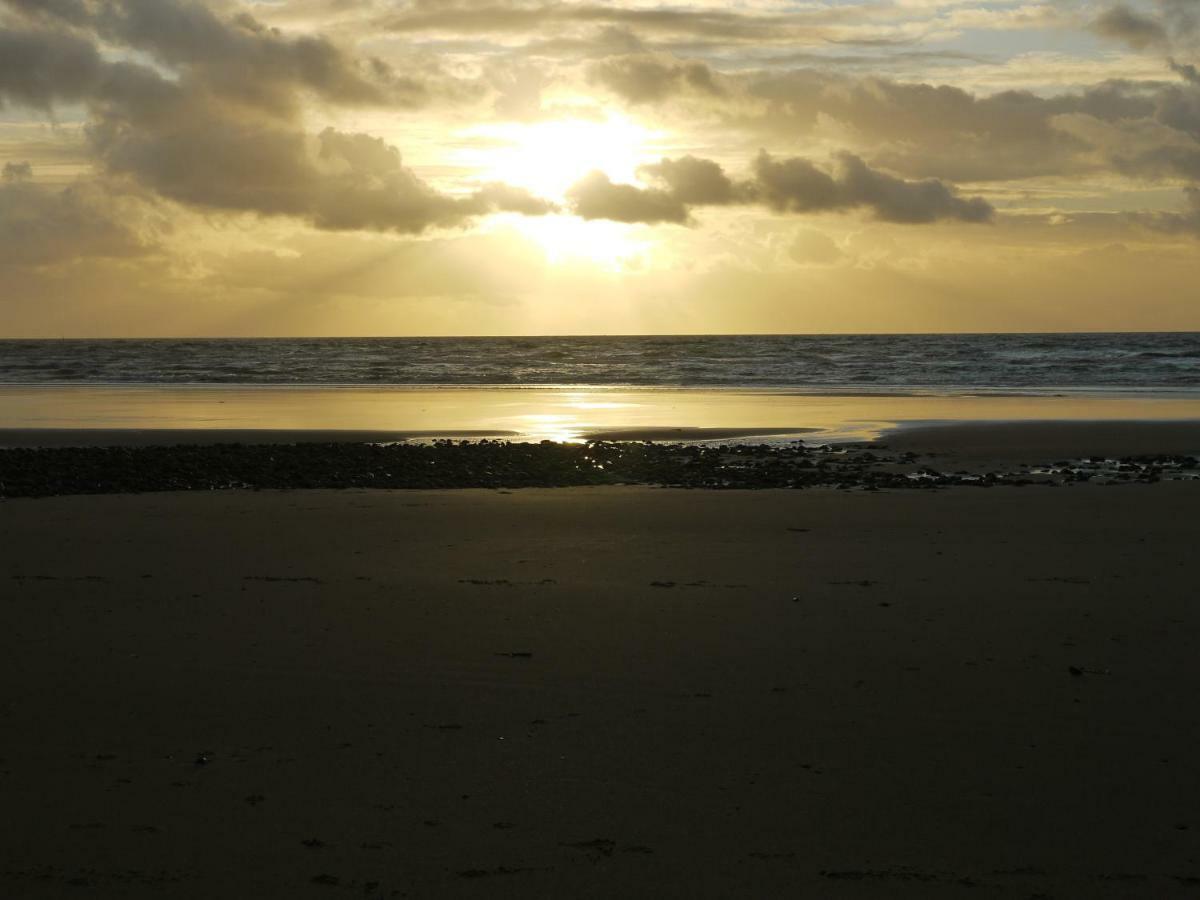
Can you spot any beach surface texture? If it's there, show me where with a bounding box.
[3,421,1200,898]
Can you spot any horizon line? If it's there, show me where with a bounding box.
[3,331,1200,341]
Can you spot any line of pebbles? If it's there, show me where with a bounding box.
[0,440,1197,498]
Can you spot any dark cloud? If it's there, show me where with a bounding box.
[1092,1,1200,55]
[753,70,1099,181]
[86,85,553,232]
[587,54,722,104]
[467,181,558,216]
[1074,3,1200,209]
[567,152,993,226]
[754,151,994,224]
[739,71,1087,182]
[1170,59,1200,84]
[725,69,1200,186]
[2,160,33,181]
[4,0,426,109]
[2,0,90,22]
[1092,5,1168,49]
[831,152,994,224]
[638,155,750,205]
[0,25,104,108]
[566,170,688,224]
[0,0,552,236]
[751,154,840,213]
[1160,0,1200,45]
[1111,140,1200,181]
[0,176,163,266]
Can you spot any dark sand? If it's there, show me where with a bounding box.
[885,420,1200,461]
[4,479,1200,897]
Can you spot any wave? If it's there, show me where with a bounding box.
[1,333,1198,390]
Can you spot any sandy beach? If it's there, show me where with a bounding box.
[3,463,1200,897]
[5,0,1200,893]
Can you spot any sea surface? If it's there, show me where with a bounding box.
[2,333,1199,393]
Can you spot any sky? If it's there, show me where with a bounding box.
[2,0,1200,336]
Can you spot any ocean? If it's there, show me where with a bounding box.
[2,333,1199,393]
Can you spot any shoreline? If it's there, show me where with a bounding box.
[5,380,1200,394]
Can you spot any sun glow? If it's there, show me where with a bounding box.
[461,115,662,269]
[462,115,657,201]
[497,214,653,272]
[458,113,667,267]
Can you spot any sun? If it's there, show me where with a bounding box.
[458,114,663,269]
[462,114,656,201]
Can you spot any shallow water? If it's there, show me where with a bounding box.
[4,384,1200,444]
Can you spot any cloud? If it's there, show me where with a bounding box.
[86,92,554,232]
[1052,108,1200,180]
[638,155,751,205]
[2,160,32,181]
[1171,59,1200,84]
[467,182,559,216]
[0,0,552,236]
[755,151,994,224]
[1,0,1189,268]
[566,170,688,224]
[3,0,426,109]
[1092,5,1169,49]
[376,1,843,43]
[0,25,105,108]
[516,24,647,61]
[733,70,1085,182]
[0,175,164,266]
[587,54,722,104]
[1136,185,1200,233]
[567,151,993,225]
[1071,3,1200,207]
[721,68,1200,186]
[1091,1,1200,55]
[370,0,1067,54]
[751,153,841,213]
[1160,0,1200,48]
[788,227,844,266]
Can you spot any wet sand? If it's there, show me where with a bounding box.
[4,480,1200,898]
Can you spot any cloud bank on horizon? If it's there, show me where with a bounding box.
[2,0,1200,335]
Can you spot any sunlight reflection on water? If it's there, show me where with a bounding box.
[1,385,1199,445]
